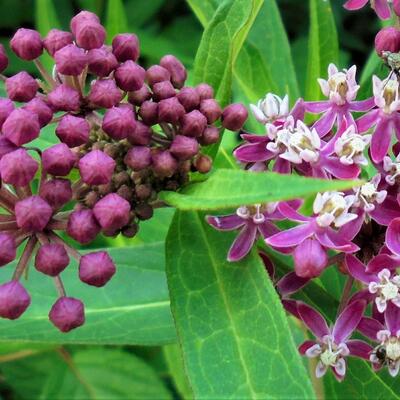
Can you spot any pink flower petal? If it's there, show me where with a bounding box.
[374,0,391,19]
[346,340,373,360]
[345,254,378,284]
[297,302,330,339]
[277,202,310,222]
[385,301,400,336]
[333,299,366,343]
[266,223,314,248]
[257,220,279,239]
[356,109,379,133]
[366,254,400,274]
[386,217,400,256]
[339,212,364,240]
[277,272,310,297]
[370,197,400,226]
[344,0,369,10]
[258,251,274,280]
[321,156,360,179]
[316,229,359,253]
[371,117,392,163]
[282,299,301,319]
[298,340,318,355]
[312,109,337,137]
[305,101,331,113]
[233,141,274,163]
[227,223,258,262]
[357,317,384,341]
[349,97,375,112]
[206,214,245,231]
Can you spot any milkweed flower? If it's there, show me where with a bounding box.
[344,0,392,20]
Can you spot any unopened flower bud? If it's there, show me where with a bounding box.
[0,233,16,266]
[158,97,185,124]
[221,103,248,131]
[177,87,200,111]
[54,44,87,76]
[139,101,159,125]
[135,203,153,220]
[15,196,53,231]
[152,80,176,101]
[48,84,80,112]
[0,281,30,320]
[56,114,90,147]
[0,44,8,72]
[0,148,38,186]
[135,184,152,200]
[88,79,122,108]
[6,71,38,102]
[102,106,136,140]
[79,251,116,287]
[23,98,53,127]
[152,150,178,177]
[75,21,106,50]
[79,150,116,185]
[200,99,222,124]
[170,135,199,160]
[112,33,140,62]
[70,10,100,34]
[124,146,152,170]
[127,120,152,145]
[49,297,85,332]
[194,154,212,174]
[195,83,214,100]
[93,193,131,231]
[88,47,118,77]
[43,29,73,56]
[42,143,76,176]
[3,109,40,146]
[35,243,69,276]
[0,98,14,129]
[39,179,72,210]
[180,109,207,137]
[375,27,400,56]
[0,137,17,160]
[114,60,145,91]
[146,65,171,86]
[200,126,220,145]
[293,239,328,278]
[10,28,43,60]
[128,85,152,106]
[67,209,100,244]
[160,55,187,89]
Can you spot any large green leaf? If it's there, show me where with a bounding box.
[105,0,128,42]
[0,244,175,345]
[305,0,338,101]
[159,169,361,210]
[166,211,315,399]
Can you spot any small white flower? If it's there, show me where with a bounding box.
[369,269,400,313]
[373,74,400,114]
[353,175,387,212]
[373,330,400,377]
[250,93,289,124]
[383,154,400,185]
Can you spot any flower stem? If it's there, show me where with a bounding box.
[34,59,57,89]
[48,232,81,261]
[12,236,37,281]
[54,276,66,297]
[0,220,18,231]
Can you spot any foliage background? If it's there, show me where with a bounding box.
[0,0,389,399]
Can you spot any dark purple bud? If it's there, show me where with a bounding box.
[88,47,118,77]
[152,80,176,101]
[221,103,248,131]
[2,109,40,146]
[15,196,53,231]
[88,79,122,109]
[0,148,38,186]
[6,72,38,102]
[35,243,69,276]
[160,55,187,89]
[152,150,178,177]
[375,27,400,56]
[79,251,116,287]
[158,97,185,124]
[170,135,199,160]
[146,65,171,86]
[79,150,116,185]
[0,281,30,320]
[93,193,130,231]
[49,296,85,332]
[67,209,100,244]
[0,44,9,73]
[177,87,200,112]
[114,60,145,92]
[75,21,106,50]
[0,136,17,159]
[39,178,72,210]
[102,106,136,140]
[0,233,16,266]
[10,28,43,60]
[124,146,151,170]
[199,99,222,124]
[0,98,14,129]
[180,110,208,137]
[54,44,87,76]
[127,120,152,145]
[43,29,73,56]
[200,126,220,145]
[128,85,152,106]
[42,143,76,176]
[23,98,53,127]
[194,154,212,174]
[56,114,90,147]
[293,239,328,278]
[138,101,158,125]
[112,33,140,62]
[48,84,80,112]
[195,83,214,100]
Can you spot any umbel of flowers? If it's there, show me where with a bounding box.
[207,1,400,381]
[0,11,247,332]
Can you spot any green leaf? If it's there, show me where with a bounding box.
[166,211,315,399]
[159,169,361,210]
[0,244,175,345]
[305,0,338,101]
[105,0,128,43]
[186,0,219,27]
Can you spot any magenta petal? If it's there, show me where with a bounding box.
[299,340,317,355]
[343,0,369,10]
[227,223,257,262]
[339,212,364,241]
[333,299,366,343]
[366,254,400,274]
[257,220,279,238]
[385,302,400,336]
[370,199,400,226]
[356,109,379,133]
[312,109,337,137]
[277,272,310,297]
[374,0,391,19]
[371,117,392,163]
[206,214,245,231]
[233,141,273,163]
[349,97,375,112]
[345,254,377,284]
[289,98,306,122]
[386,217,400,256]
[282,299,301,319]
[240,133,267,143]
[266,223,314,248]
[321,156,360,179]
[258,251,275,280]
[277,202,310,222]
[273,158,291,174]
[346,339,373,360]
[297,302,330,339]
[305,101,331,113]
[357,317,384,341]
[316,229,359,253]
